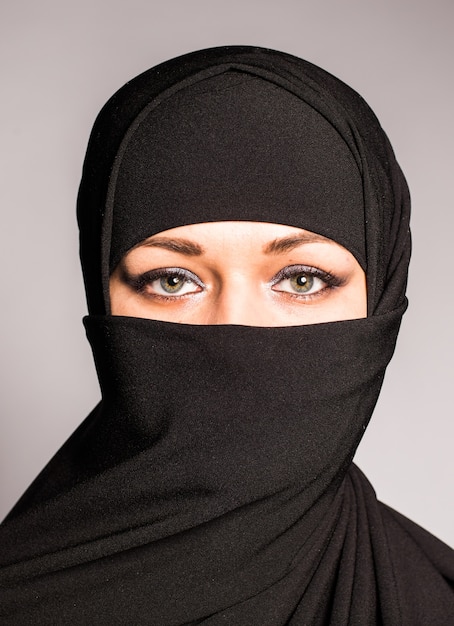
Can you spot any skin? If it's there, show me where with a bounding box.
[110,221,367,326]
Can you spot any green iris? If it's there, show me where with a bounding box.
[289,273,314,293]
[160,275,185,293]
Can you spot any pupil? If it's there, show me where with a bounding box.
[290,273,313,293]
[168,276,180,287]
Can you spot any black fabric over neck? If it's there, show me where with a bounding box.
[1,46,453,625]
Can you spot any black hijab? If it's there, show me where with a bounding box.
[1,46,453,625]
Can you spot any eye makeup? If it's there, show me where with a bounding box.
[119,262,346,303]
[270,264,346,299]
[120,266,204,300]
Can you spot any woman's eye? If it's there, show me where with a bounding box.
[272,266,336,297]
[153,274,197,296]
[129,268,203,298]
[275,273,323,295]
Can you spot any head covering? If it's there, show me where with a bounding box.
[1,47,453,625]
[76,46,410,317]
[108,70,366,275]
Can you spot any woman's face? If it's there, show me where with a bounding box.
[110,221,367,326]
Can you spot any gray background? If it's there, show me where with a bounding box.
[1,0,453,546]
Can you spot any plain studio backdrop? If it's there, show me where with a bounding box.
[0,0,453,546]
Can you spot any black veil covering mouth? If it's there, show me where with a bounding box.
[1,47,453,625]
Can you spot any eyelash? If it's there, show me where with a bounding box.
[270,264,344,299]
[123,265,344,301]
[123,267,204,299]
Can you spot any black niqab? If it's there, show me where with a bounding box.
[1,46,453,625]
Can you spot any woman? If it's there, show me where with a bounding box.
[1,46,453,624]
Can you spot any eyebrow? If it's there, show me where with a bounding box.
[263,232,331,254]
[139,237,205,256]
[136,231,330,256]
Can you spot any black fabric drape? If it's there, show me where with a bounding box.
[1,46,453,625]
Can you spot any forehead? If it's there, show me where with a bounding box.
[134,221,331,242]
